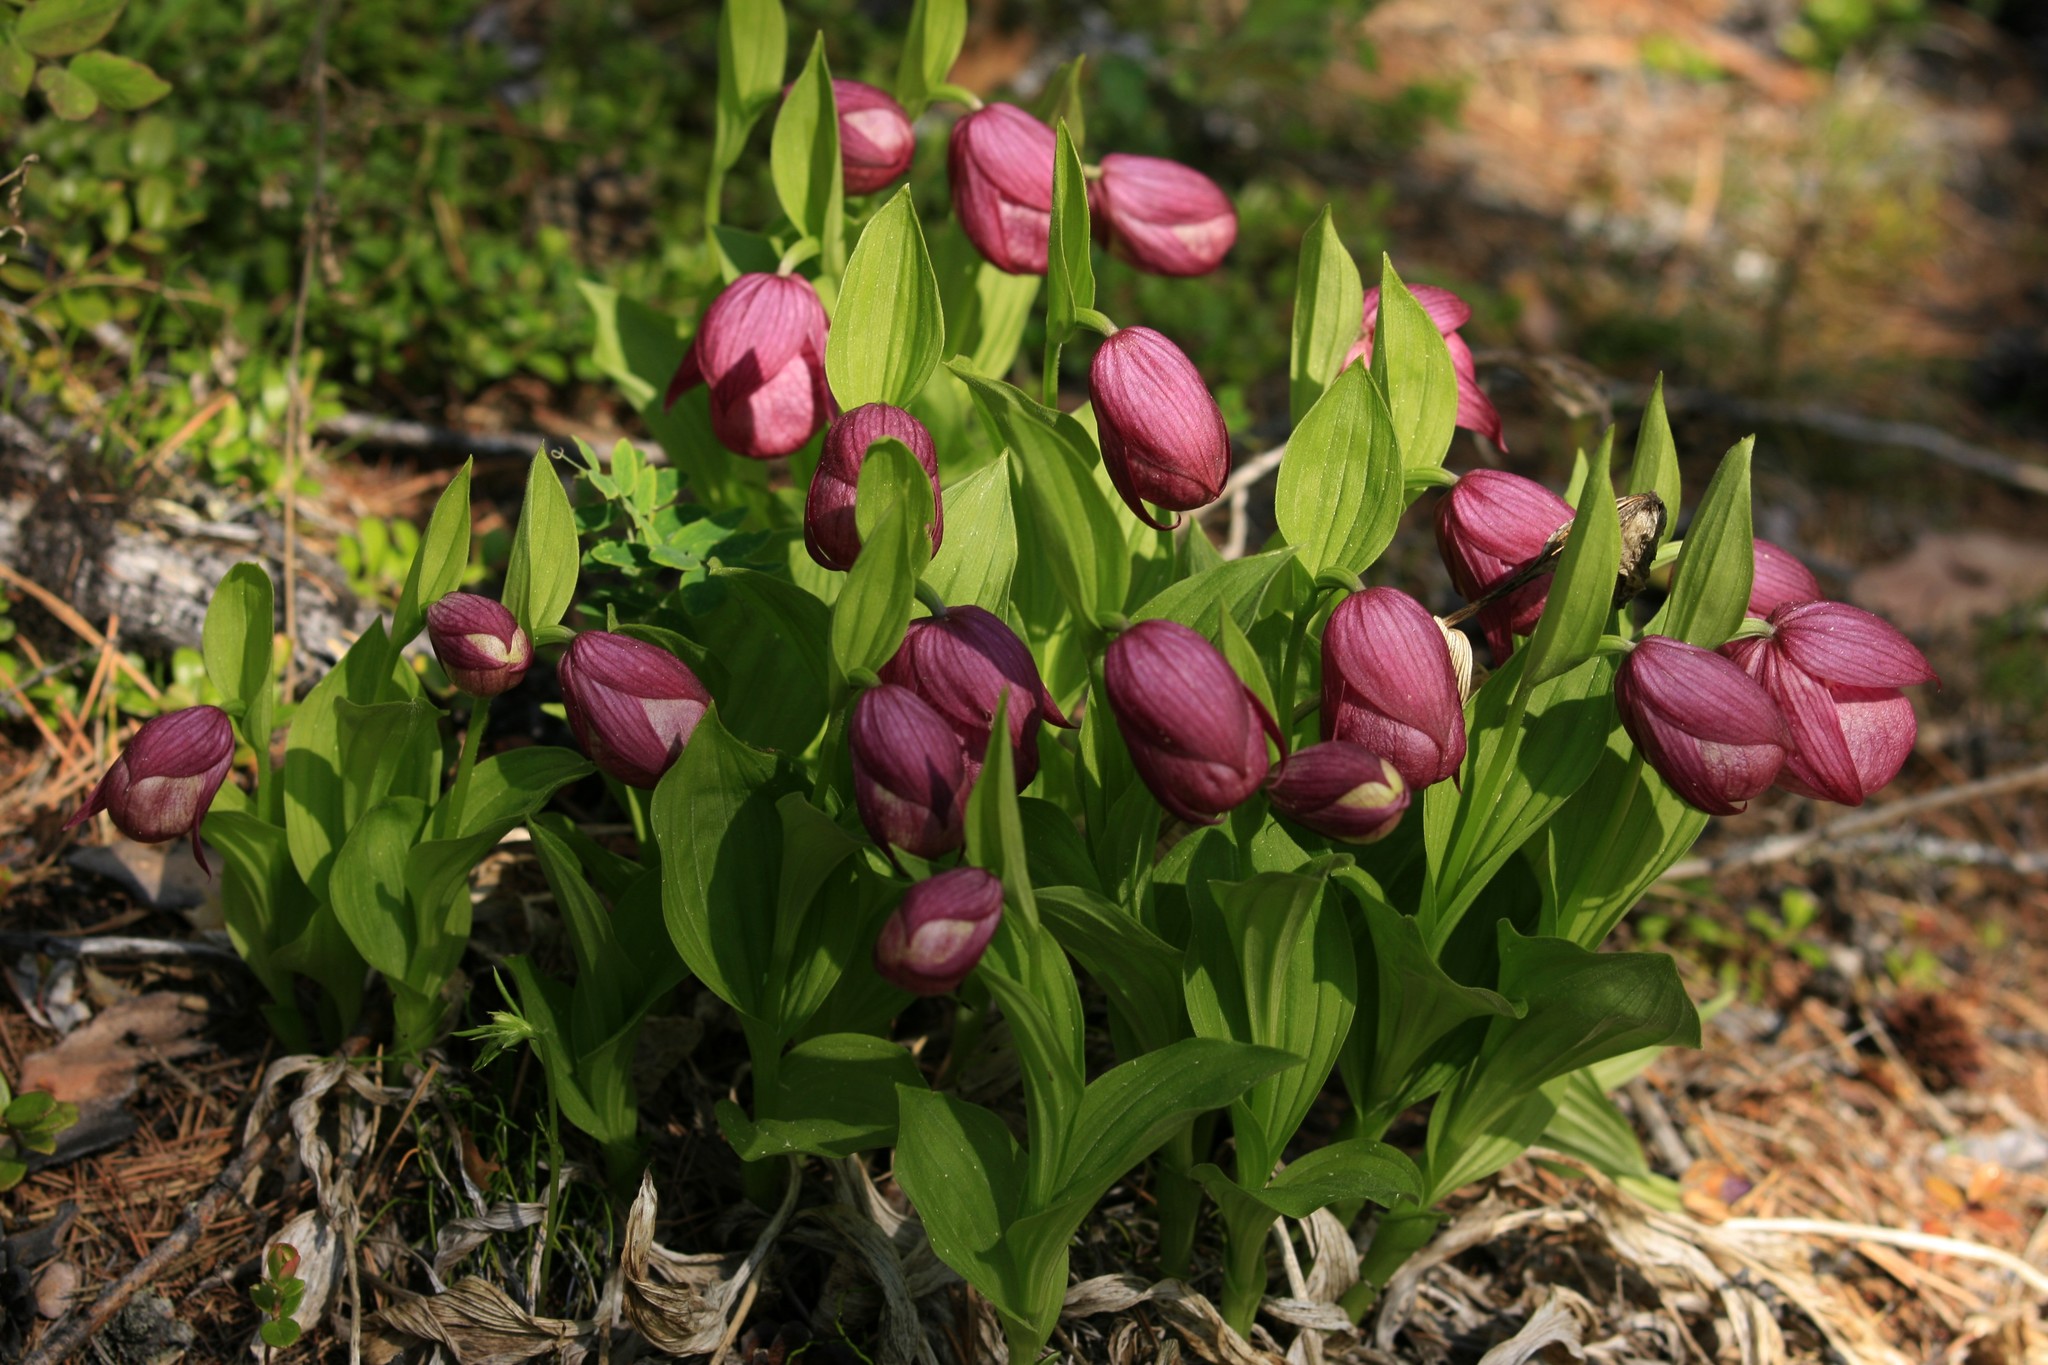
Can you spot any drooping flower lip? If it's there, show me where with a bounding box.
[1723,602,1933,808]
[67,705,237,873]
[1088,153,1237,277]
[558,631,713,790]
[1089,326,1231,530]
[804,404,944,572]
[848,684,969,859]
[664,272,834,460]
[947,103,1057,275]
[1320,587,1467,792]
[1435,469,1573,655]
[1616,635,1788,816]
[426,592,532,697]
[873,866,1004,996]
[1266,741,1410,844]
[878,605,1070,789]
[1103,619,1278,825]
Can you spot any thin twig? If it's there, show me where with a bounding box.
[1649,386,2048,498]
[22,1130,276,1365]
[0,563,161,702]
[281,0,337,696]
[1660,760,2048,880]
[1718,1217,2048,1298]
[316,412,598,462]
[0,932,247,966]
[1220,441,1287,500]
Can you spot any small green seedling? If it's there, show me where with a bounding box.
[250,1242,306,1352]
[0,1075,79,1191]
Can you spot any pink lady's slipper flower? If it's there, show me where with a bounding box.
[1267,742,1409,845]
[1615,636,1789,816]
[873,866,1005,996]
[1320,587,1468,792]
[1435,469,1574,659]
[947,103,1056,275]
[849,684,969,859]
[559,631,713,789]
[426,593,532,697]
[805,404,945,572]
[1723,600,1936,807]
[879,605,1073,789]
[664,273,833,460]
[832,79,916,195]
[1104,619,1279,825]
[1089,326,1231,528]
[68,706,236,873]
[1088,153,1237,277]
[1749,539,1824,618]
[1345,285,1505,449]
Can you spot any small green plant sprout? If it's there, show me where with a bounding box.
[1747,886,1831,969]
[0,1074,79,1191]
[250,1241,306,1352]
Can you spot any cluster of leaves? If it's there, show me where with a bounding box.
[1,0,169,123]
[454,1,1757,1353]
[0,1073,78,1190]
[60,1,1788,1355]
[248,1243,306,1352]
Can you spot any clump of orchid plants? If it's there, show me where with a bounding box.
[65,0,1939,1354]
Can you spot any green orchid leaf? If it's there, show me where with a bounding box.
[1275,361,1402,578]
[828,186,944,409]
[1289,204,1363,423]
[1369,256,1459,471]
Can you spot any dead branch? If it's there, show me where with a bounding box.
[318,411,603,463]
[1661,759,2048,880]
[21,1129,276,1365]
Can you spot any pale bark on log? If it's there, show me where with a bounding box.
[0,494,364,667]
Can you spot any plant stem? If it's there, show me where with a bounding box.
[1276,585,1339,740]
[913,580,950,619]
[1041,326,1064,410]
[1217,1209,1271,1336]
[538,1092,566,1309]
[1153,1122,1200,1281]
[1342,1205,1444,1322]
[444,696,491,836]
[740,1021,790,1210]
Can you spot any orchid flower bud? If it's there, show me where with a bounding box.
[1089,326,1231,529]
[832,79,915,195]
[1320,588,1467,791]
[1722,600,1935,806]
[664,272,833,460]
[849,684,969,858]
[67,706,236,873]
[1088,153,1237,277]
[426,592,532,697]
[1615,636,1789,816]
[1435,469,1573,658]
[878,605,1073,789]
[804,404,944,572]
[559,631,713,789]
[1267,742,1409,845]
[947,103,1055,275]
[1104,619,1278,825]
[1344,284,1505,449]
[873,866,1004,995]
[1749,539,1823,618]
